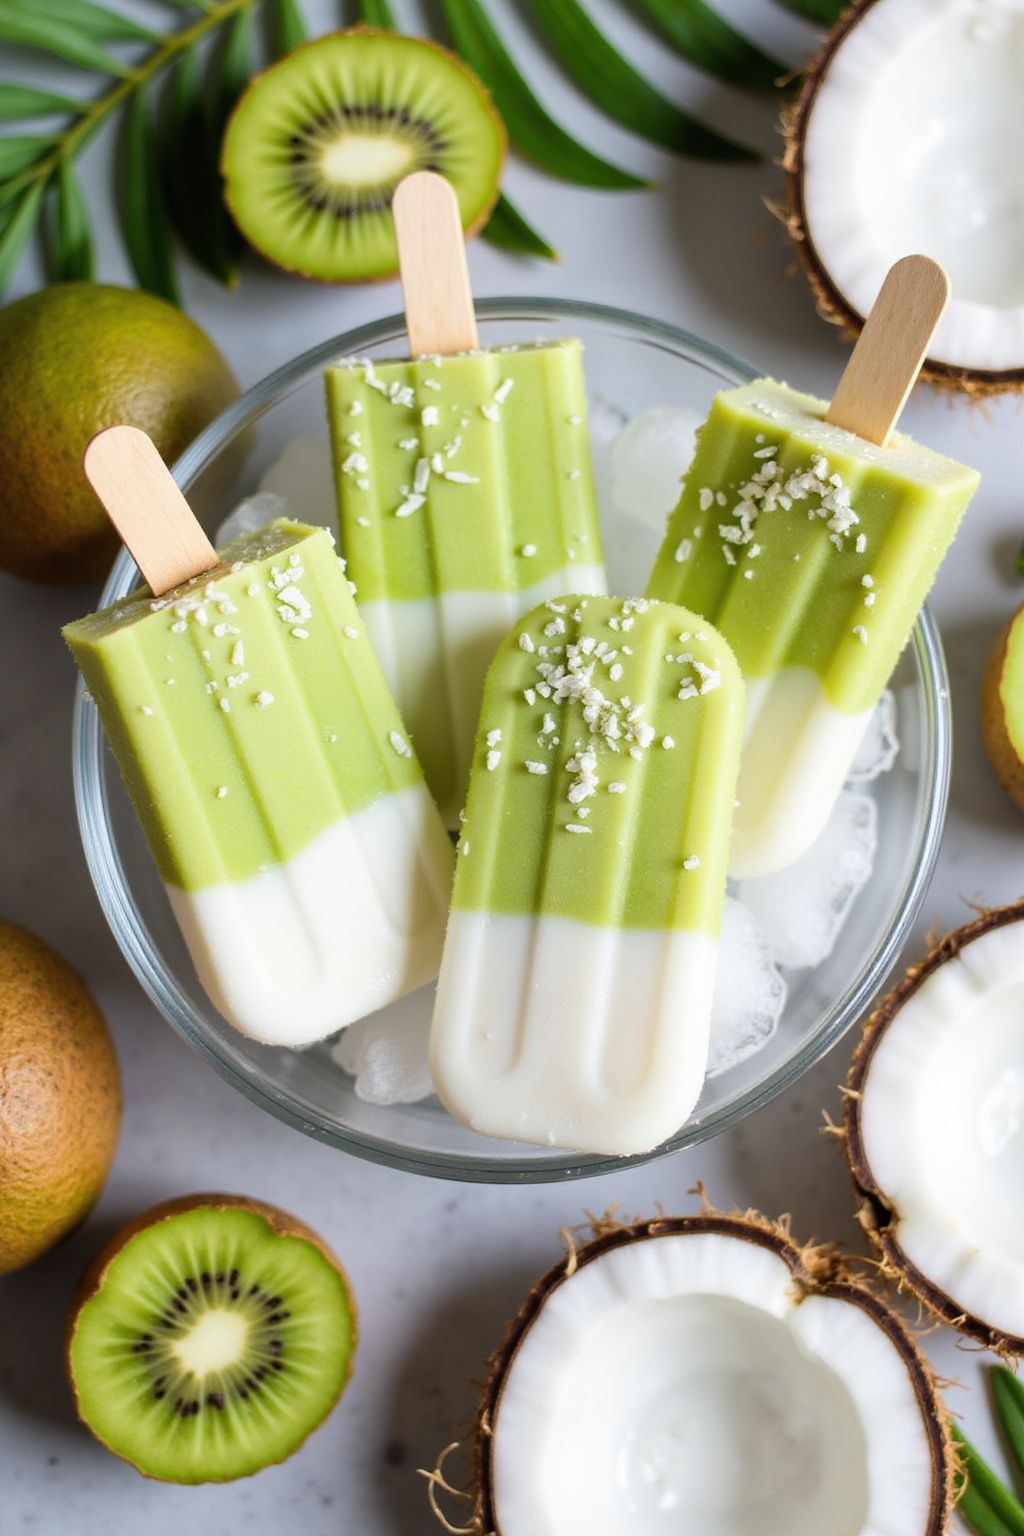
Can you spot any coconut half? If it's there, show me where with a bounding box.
[847,903,1024,1353]
[785,0,1024,393]
[457,1213,950,1536]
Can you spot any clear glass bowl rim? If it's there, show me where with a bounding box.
[71,297,952,1183]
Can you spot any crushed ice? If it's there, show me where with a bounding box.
[737,791,879,972]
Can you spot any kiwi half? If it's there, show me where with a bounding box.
[221,29,505,283]
[67,1195,356,1483]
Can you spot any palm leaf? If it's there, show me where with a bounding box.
[993,1368,1024,1490]
[528,0,757,161]
[18,0,157,42]
[483,191,558,259]
[214,6,255,129]
[47,156,94,280]
[441,0,648,189]
[120,86,179,303]
[0,83,82,120]
[161,44,238,286]
[633,0,784,90]
[0,135,52,179]
[358,0,396,25]
[0,179,44,295]
[773,0,846,22]
[0,2,131,73]
[955,1427,1024,1536]
[269,0,306,54]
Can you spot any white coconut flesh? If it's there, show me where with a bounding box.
[858,918,1024,1341]
[801,0,1024,374]
[490,1231,936,1536]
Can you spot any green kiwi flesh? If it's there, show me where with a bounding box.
[221,29,505,283]
[68,1201,355,1483]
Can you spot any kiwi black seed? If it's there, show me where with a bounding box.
[67,1196,356,1483]
[221,29,505,283]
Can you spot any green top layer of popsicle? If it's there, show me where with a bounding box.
[324,340,604,602]
[65,520,430,891]
[452,594,743,933]
[647,378,980,714]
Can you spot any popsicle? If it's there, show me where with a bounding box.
[65,427,454,1047]
[429,593,744,1155]
[325,172,606,827]
[647,256,980,879]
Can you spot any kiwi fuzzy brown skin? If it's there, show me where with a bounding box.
[0,923,120,1275]
[222,28,505,287]
[845,903,1024,1356]
[454,1210,952,1536]
[981,611,1024,812]
[781,0,1024,398]
[66,1193,358,1482]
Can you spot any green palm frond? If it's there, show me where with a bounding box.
[0,0,838,301]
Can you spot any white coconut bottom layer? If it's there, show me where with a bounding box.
[730,668,872,880]
[168,784,453,1047]
[430,911,716,1155]
[492,1232,935,1536]
[802,0,1024,373]
[860,919,1024,1338]
[360,567,607,826]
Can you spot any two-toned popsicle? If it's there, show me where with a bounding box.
[325,173,605,826]
[65,430,454,1047]
[430,593,744,1155]
[648,260,980,878]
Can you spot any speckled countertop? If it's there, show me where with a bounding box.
[2,3,1022,1532]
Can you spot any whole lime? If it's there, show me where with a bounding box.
[0,284,238,583]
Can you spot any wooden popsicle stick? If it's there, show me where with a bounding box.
[393,170,479,358]
[825,255,950,447]
[84,425,218,596]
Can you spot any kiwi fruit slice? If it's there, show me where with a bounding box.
[67,1195,356,1483]
[221,28,505,283]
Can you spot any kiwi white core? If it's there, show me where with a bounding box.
[859,917,1024,1338]
[171,1309,249,1378]
[491,1231,935,1536]
[319,135,416,187]
[802,0,1024,372]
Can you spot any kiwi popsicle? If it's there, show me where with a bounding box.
[429,594,744,1156]
[325,173,606,827]
[66,497,454,1046]
[647,375,979,878]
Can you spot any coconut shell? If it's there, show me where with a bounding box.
[782,0,1024,398]
[981,612,1024,812]
[845,903,1024,1355]
[437,1208,952,1536]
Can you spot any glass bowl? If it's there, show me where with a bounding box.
[72,299,951,1183]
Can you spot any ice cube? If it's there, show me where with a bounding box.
[259,434,335,530]
[610,407,702,533]
[737,791,878,970]
[847,689,899,782]
[217,491,289,545]
[707,897,787,1076]
[331,993,434,1105]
